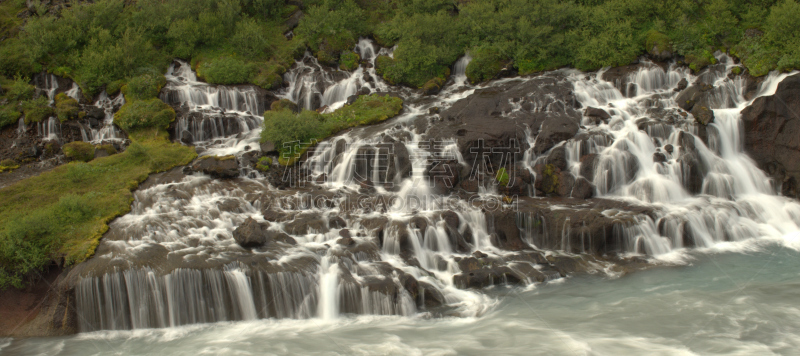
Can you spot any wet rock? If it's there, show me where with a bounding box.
[533,116,580,154]
[675,82,714,112]
[580,154,599,179]
[691,105,715,125]
[664,144,674,154]
[677,131,706,194]
[180,130,194,145]
[191,155,239,179]
[546,145,568,171]
[410,216,428,232]
[285,213,328,235]
[741,74,800,198]
[329,216,347,229]
[441,210,460,229]
[260,141,276,154]
[584,107,611,121]
[653,152,667,163]
[675,78,688,92]
[572,177,595,199]
[489,210,529,251]
[233,217,271,248]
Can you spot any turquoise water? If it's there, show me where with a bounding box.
[4,240,799,355]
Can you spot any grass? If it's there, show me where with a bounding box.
[0,128,196,288]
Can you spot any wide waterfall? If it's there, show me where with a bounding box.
[66,40,800,336]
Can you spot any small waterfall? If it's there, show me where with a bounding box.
[38,117,61,142]
[452,53,472,86]
[16,117,26,136]
[65,83,82,102]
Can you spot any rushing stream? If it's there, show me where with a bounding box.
[6,39,800,354]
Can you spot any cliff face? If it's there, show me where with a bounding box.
[741,74,800,198]
[0,266,77,337]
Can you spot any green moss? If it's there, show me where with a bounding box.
[542,164,559,195]
[0,128,196,288]
[686,50,717,72]
[421,77,445,94]
[270,99,298,112]
[55,93,79,122]
[114,98,176,131]
[256,156,272,172]
[97,144,117,156]
[731,66,742,75]
[106,79,126,97]
[0,158,19,173]
[63,141,95,162]
[339,51,361,71]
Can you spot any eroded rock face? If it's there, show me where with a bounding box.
[741,74,800,198]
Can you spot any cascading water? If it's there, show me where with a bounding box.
[68,42,800,336]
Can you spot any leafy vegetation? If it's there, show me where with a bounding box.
[55,93,79,122]
[261,94,403,164]
[0,129,196,288]
[114,98,176,131]
[256,156,272,172]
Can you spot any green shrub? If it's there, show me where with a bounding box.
[7,76,34,101]
[0,105,21,129]
[122,71,167,101]
[0,158,19,173]
[339,51,361,71]
[114,98,176,131]
[231,17,273,59]
[645,30,672,56]
[197,56,255,85]
[63,141,95,162]
[261,109,323,154]
[22,97,55,124]
[685,50,717,72]
[97,144,117,156]
[55,93,79,122]
[295,0,367,64]
[466,46,507,84]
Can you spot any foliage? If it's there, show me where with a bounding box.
[6,76,34,101]
[196,56,255,85]
[63,141,95,162]
[114,98,175,131]
[122,70,167,101]
[55,93,79,122]
[0,105,21,129]
[262,94,403,162]
[466,46,507,84]
[0,158,19,173]
[496,167,510,186]
[340,51,361,71]
[0,129,196,289]
[295,0,367,64]
[21,96,54,124]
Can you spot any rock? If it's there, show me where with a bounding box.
[533,117,580,154]
[441,210,459,229]
[346,94,359,106]
[284,10,303,30]
[691,105,714,125]
[489,210,529,251]
[232,217,270,248]
[741,74,800,198]
[580,154,599,179]
[191,155,239,179]
[675,78,688,92]
[546,145,568,171]
[584,107,611,121]
[85,107,105,121]
[180,130,193,145]
[653,152,667,163]
[675,83,714,112]
[572,177,595,199]
[329,216,347,229]
[677,131,706,194]
[664,144,674,154]
[285,213,328,235]
[260,141,276,154]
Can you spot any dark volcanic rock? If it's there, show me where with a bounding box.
[233,217,270,248]
[191,156,239,179]
[741,74,800,198]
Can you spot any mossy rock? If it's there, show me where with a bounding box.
[55,93,79,122]
[422,77,446,95]
[496,167,509,186]
[542,164,559,195]
[0,158,19,173]
[339,51,361,71]
[63,141,95,162]
[645,30,673,60]
[270,99,299,113]
[731,66,743,75]
[255,156,272,172]
[685,51,717,72]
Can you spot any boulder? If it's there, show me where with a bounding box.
[191,155,239,179]
[691,105,714,125]
[232,217,270,248]
[741,74,800,198]
[572,177,595,199]
[584,107,611,121]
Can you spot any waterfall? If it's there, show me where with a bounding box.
[452,53,472,86]
[65,83,82,101]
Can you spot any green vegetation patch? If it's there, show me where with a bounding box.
[0,158,19,173]
[339,51,361,71]
[114,98,176,131]
[255,156,272,172]
[0,129,196,289]
[63,141,95,162]
[121,71,167,101]
[496,167,510,186]
[466,46,508,84]
[262,94,403,165]
[196,56,256,85]
[21,96,54,124]
[55,93,79,122]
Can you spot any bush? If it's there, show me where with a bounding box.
[339,51,361,71]
[63,141,95,162]
[197,56,255,85]
[55,93,79,122]
[122,71,167,101]
[7,76,34,101]
[231,17,273,59]
[261,109,323,154]
[114,98,176,131]
[645,30,672,56]
[0,105,21,129]
[295,0,367,64]
[466,46,507,84]
[22,97,55,124]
